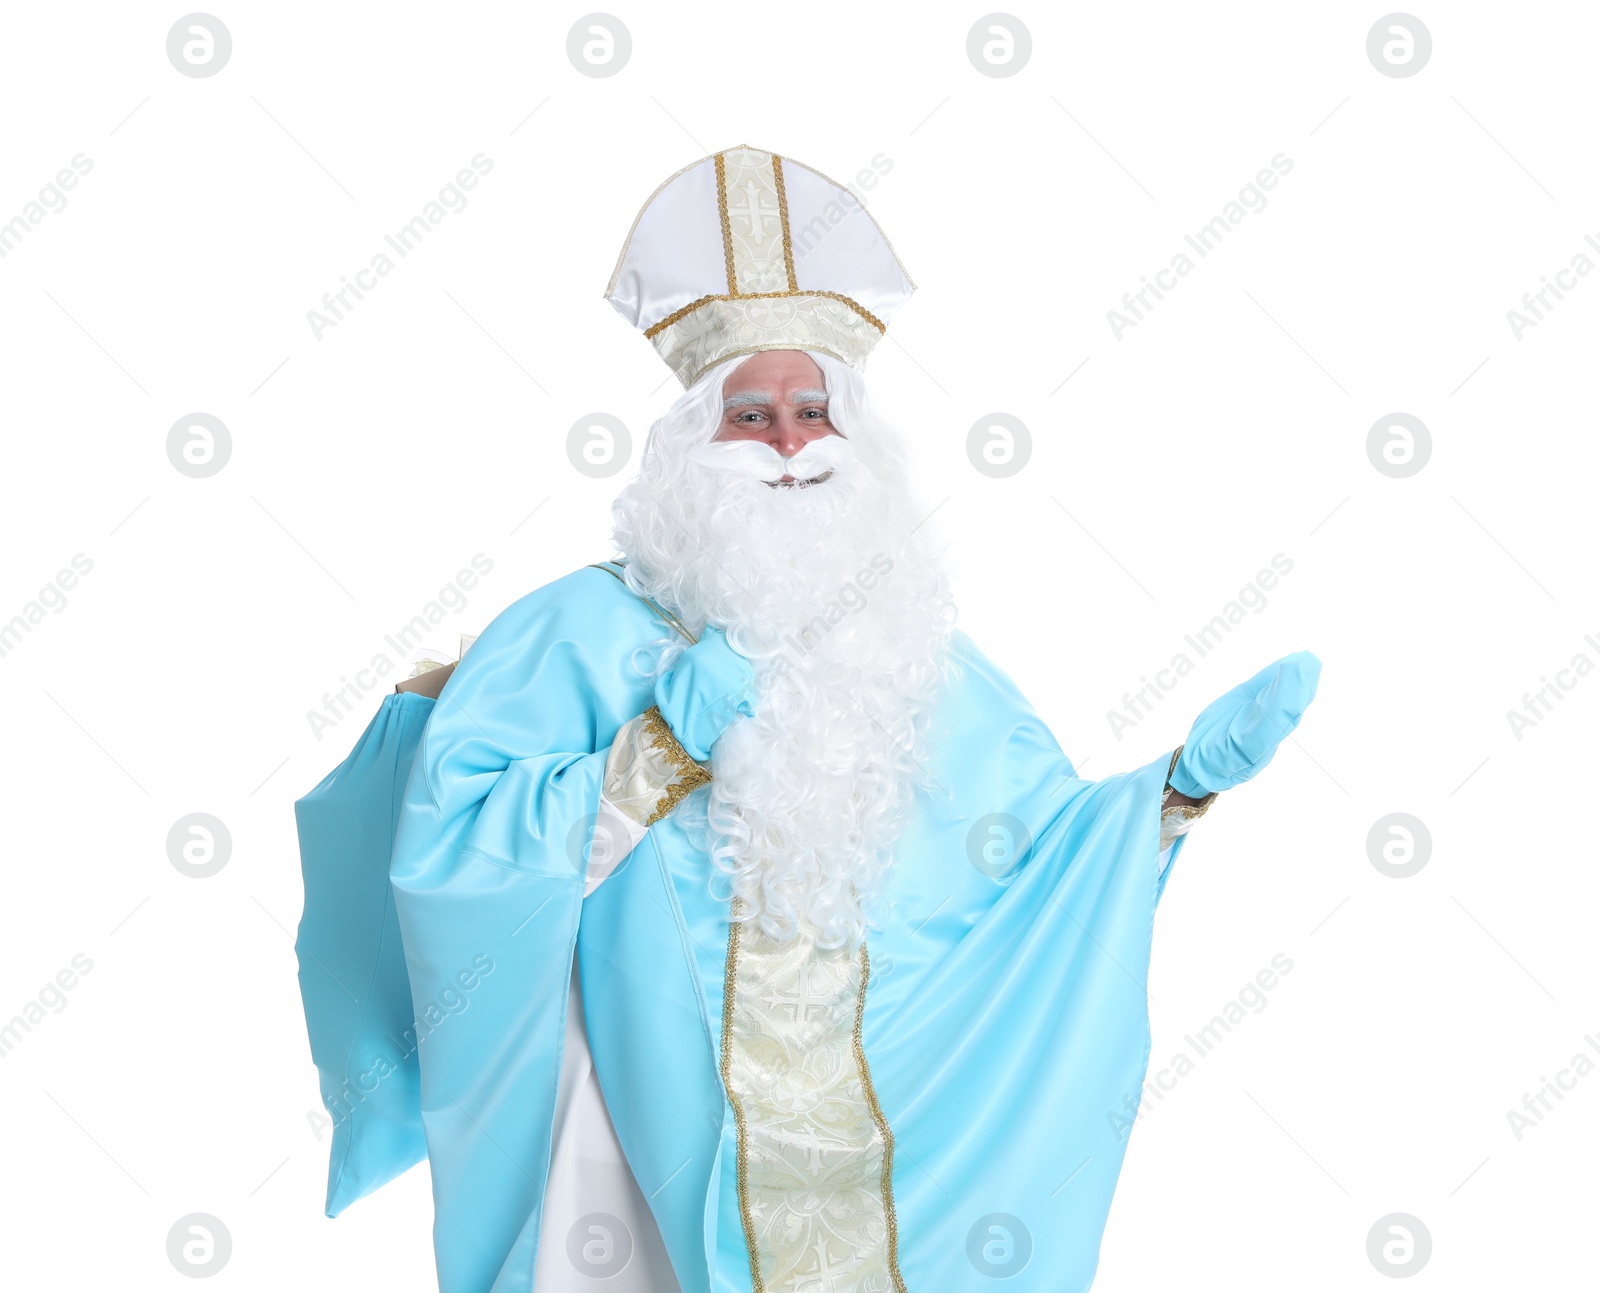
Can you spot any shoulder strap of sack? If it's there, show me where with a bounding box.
[587,560,698,645]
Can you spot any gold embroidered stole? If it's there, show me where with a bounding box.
[720,908,906,1292]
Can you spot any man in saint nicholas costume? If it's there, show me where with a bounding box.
[293,144,1321,1293]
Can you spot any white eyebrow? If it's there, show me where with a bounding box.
[721,389,829,412]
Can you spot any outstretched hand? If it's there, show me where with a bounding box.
[1168,652,1322,799]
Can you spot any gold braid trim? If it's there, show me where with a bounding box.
[853,942,908,1293]
[639,705,712,827]
[1167,800,1215,824]
[771,153,798,293]
[714,151,737,295]
[1164,744,1218,823]
[641,289,887,338]
[720,901,766,1291]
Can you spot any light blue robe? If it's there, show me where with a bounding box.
[342,564,1187,1291]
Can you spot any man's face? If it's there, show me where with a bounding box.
[714,349,836,484]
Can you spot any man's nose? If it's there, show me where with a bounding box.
[772,418,822,458]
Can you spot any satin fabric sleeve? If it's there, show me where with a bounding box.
[293,691,432,1218]
[869,634,1210,1290]
[386,568,666,1293]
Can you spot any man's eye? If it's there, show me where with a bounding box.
[800,408,827,419]
[735,411,765,423]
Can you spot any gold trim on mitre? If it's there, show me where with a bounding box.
[607,144,913,388]
[713,151,737,296]
[718,146,791,296]
[649,292,884,388]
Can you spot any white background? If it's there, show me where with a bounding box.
[1,1,1595,1288]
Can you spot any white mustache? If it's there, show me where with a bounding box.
[687,436,854,483]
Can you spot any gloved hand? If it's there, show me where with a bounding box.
[653,625,757,761]
[1168,651,1322,798]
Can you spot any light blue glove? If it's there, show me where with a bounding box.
[653,625,757,761]
[1168,651,1322,798]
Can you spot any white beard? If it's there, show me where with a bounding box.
[611,353,956,949]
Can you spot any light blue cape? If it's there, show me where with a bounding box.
[308,565,1185,1292]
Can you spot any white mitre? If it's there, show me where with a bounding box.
[604,144,915,387]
